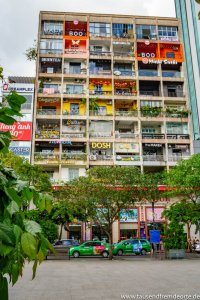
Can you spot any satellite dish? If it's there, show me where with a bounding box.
[114,70,121,76]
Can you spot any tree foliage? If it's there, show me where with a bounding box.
[25,40,37,61]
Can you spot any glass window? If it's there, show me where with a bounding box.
[66,85,83,94]
[112,23,133,37]
[40,39,63,54]
[89,23,111,37]
[158,26,178,41]
[68,168,79,181]
[43,21,63,35]
[142,128,156,134]
[136,25,157,39]
[62,240,72,245]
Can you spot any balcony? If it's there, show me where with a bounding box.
[34,152,60,164]
[89,154,113,161]
[142,133,165,139]
[114,91,137,96]
[115,132,139,139]
[139,70,159,77]
[168,155,190,162]
[143,155,165,161]
[166,134,190,140]
[140,107,163,118]
[61,132,86,139]
[112,33,134,39]
[63,110,86,117]
[64,68,87,75]
[64,49,88,58]
[114,70,136,77]
[115,110,138,117]
[116,155,140,161]
[38,88,61,95]
[39,68,62,74]
[39,49,63,55]
[164,91,184,98]
[61,153,87,165]
[90,51,111,57]
[113,52,134,58]
[89,110,113,116]
[89,90,112,96]
[37,109,60,116]
[35,130,60,139]
[162,71,182,78]
[140,91,160,96]
[90,68,112,76]
[64,89,85,96]
[89,132,112,138]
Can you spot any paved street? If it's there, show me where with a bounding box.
[9,258,200,300]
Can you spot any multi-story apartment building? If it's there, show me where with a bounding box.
[32,12,193,242]
[175,0,200,153]
[1,76,34,162]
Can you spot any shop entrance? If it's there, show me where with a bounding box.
[92,225,109,242]
[69,225,82,242]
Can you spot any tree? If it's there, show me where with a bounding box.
[0,66,54,300]
[166,154,200,203]
[162,202,200,251]
[70,166,141,259]
[0,152,52,193]
[25,40,37,61]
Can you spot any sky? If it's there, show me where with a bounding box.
[0,0,175,77]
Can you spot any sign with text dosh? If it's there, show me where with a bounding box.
[0,122,32,141]
[91,142,111,149]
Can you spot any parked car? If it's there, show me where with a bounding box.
[193,242,200,253]
[48,239,80,256]
[113,238,151,256]
[69,240,110,258]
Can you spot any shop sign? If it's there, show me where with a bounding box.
[9,147,31,156]
[66,120,85,126]
[146,207,164,222]
[142,58,178,65]
[160,36,178,42]
[63,133,84,138]
[91,142,111,149]
[49,140,72,145]
[3,84,34,92]
[0,122,32,141]
[120,209,138,223]
[41,58,61,62]
[69,31,86,36]
[116,143,139,153]
[141,52,156,58]
[144,143,162,148]
[149,230,160,243]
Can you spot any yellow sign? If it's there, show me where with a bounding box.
[91,142,111,149]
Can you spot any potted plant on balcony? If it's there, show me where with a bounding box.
[141,106,162,117]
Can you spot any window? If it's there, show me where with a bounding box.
[40,39,63,54]
[112,23,133,38]
[93,46,103,52]
[43,21,63,35]
[141,101,162,108]
[62,240,72,245]
[21,94,33,111]
[142,128,156,134]
[89,23,111,37]
[136,25,157,39]
[68,168,79,181]
[66,85,83,94]
[70,103,79,115]
[158,26,178,41]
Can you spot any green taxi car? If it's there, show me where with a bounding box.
[113,239,151,256]
[69,241,110,258]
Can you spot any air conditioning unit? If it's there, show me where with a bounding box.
[90,155,97,160]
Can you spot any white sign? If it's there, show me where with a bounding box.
[142,58,178,65]
[3,83,34,92]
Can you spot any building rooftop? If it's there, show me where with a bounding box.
[8,76,35,84]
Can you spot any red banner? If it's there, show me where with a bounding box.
[0,122,32,141]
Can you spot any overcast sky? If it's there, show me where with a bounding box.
[0,0,175,77]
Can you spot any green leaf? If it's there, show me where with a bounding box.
[0,223,16,245]
[24,220,42,235]
[37,248,45,263]
[0,243,14,256]
[0,275,8,300]
[22,187,33,202]
[6,200,19,216]
[21,233,37,259]
[11,263,19,285]
[4,187,22,207]
[0,115,16,125]
[13,224,23,243]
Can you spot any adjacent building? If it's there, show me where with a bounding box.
[32,11,193,241]
[175,0,200,153]
[1,77,34,162]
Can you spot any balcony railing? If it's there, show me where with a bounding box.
[64,68,87,74]
[168,155,190,162]
[35,130,60,139]
[164,91,184,97]
[62,110,85,116]
[143,155,164,161]
[115,110,138,117]
[114,91,137,96]
[89,132,112,138]
[136,34,157,40]
[114,70,136,76]
[39,68,62,74]
[37,109,60,115]
[112,33,134,39]
[113,52,134,57]
[115,132,138,139]
[116,155,140,161]
[162,71,182,78]
[89,154,113,160]
[61,133,86,138]
[61,153,87,161]
[40,49,63,55]
[166,134,190,139]
[89,69,112,75]
[64,89,85,95]
[90,51,111,56]
[90,33,111,38]
[34,152,60,162]
[38,88,61,94]
[89,110,113,116]
[139,70,159,77]
[142,133,165,139]
[140,91,160,96]
[64,49,87,55]
[89,90,112,96]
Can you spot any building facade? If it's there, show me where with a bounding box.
[33,11,193,242]
[2,77,34,162]
[175,0,200,153]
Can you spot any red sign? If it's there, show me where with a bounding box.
[0,122,32,141]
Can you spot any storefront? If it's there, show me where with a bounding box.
[145,206,165,238]
[90,142,113,161]
[119,209,139,240]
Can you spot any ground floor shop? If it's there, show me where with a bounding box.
[64,205,166,243]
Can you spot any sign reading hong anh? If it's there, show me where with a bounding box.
[0,122,32,141]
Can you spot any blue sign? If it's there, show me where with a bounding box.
[149,230,160,243]
[9,147,31,156]
[133,243,142,253]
